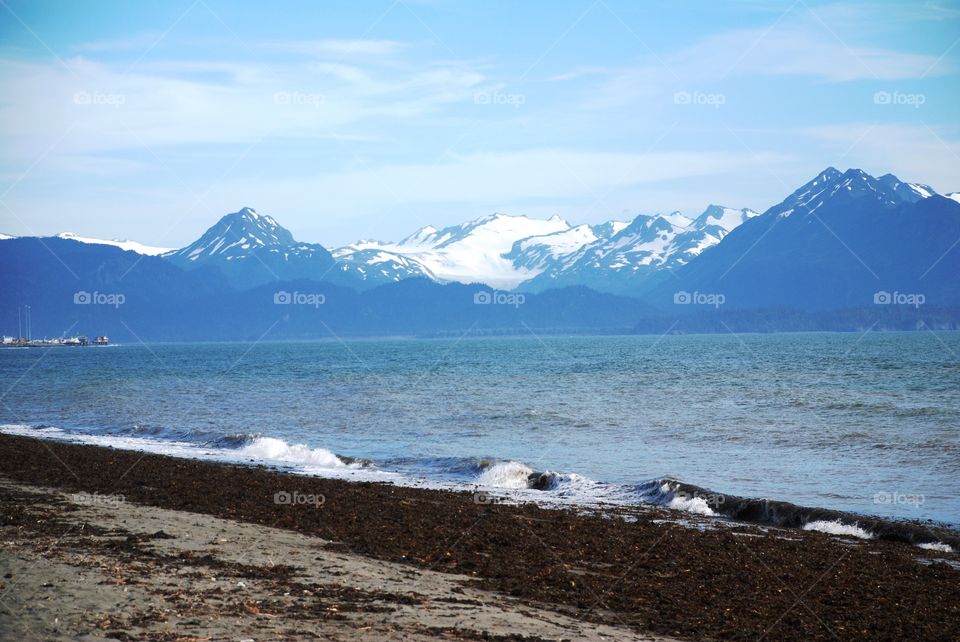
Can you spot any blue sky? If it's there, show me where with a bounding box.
[1,0,958,247]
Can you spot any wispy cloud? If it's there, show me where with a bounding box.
[0,51,483,159]
[555,6,950,98]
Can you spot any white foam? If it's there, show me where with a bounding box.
[0,424,395,483]
[667,493,716,516]
[237,436,346,469]
[802,520,874,540]
[916,542,954,553]
[476,461,534,489]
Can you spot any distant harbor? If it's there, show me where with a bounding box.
[4,305,109,347]
[1,335,109,348]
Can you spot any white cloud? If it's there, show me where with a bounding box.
[0,53,483,160]
[558,6,949,101]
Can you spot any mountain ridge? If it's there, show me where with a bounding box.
[3,167,954,299]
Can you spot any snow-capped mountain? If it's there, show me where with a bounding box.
[333,212,570,289]
[0,232,173,255]
[165,207,297,262]
[56,232,174,256]
[165,207,357,289]
[334,205,758,294]
[653,167,960,309]
[946,192,960,205]
[516,205,758,295]
[765,167,936,221]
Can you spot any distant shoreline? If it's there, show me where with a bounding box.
[1,433,957,641]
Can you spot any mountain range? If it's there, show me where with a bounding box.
[6,203,764,296]
[2,167,959,340]
[651,168,960,310]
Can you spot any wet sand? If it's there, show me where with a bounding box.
[1,434,958,641]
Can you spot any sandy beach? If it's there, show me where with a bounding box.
[1,433,958,641]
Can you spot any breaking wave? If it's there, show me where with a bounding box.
[3,424,958,552]
[236,436,350,469]
[802,520,874,539]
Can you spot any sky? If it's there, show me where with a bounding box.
[1,0,958,248]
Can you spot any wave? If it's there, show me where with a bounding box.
[476,461,537,489]
[656,479,960,551]
[471,465,959,550]
[0,424,390,482]
[633,480,719,516]
[3,423,958,552]
[802,520,874,539]
[236,436,349,469]
[917,541,954,553]
[473,461,607,498]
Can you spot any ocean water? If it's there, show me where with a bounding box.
[1,332,958,528]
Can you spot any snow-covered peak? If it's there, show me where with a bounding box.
[877,173,938,202]
[692,205,760,233]
[230,206,284,232]
[335,212,571,289]
[399,225,438,247]
[168,207,298,262]
[0,233,14,241]
[517,224,598,253]
[947,192,960,205]
[773,168,928,219]
[54,232,174,256]
[661,211,693,228]
[590,220,630,239]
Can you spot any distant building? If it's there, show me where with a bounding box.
[94,336,109,345]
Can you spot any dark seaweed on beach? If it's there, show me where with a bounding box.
[1,433,958,642]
